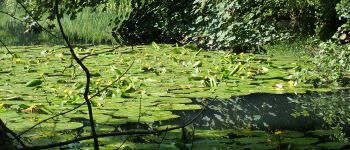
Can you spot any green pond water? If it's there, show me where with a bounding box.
[0,44,349,149]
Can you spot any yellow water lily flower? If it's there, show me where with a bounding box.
[239,52,244,58]
[288,81,294,86]
[274,130,282,135]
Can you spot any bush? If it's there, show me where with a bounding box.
[184,0,339,51]
[117,0,193,45]
[311,41,350,86]
[314,0,342,41]
[336,0,350,30]
[334,0,350,44]
[185,0,290,51]
[118,0,321,50]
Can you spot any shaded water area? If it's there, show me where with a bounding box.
[60,91,350,149]
[178,92,349,131]
[155,91,350,149]
[178,94,322,131]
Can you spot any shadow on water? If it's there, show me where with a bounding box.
[20,91,350,149]
[190,94,320,131]
[170,90,350,138]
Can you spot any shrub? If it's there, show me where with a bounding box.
[184,0,294,51]
[183,0,341,51]
[311,41,350,86]
[116,0,193,45]
[314,0,342,41]
[336,0,350,30]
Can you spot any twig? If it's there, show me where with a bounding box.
[0,119,26,148]
[61,57,75,74]
[116,136,128,150]
[54,0,99,149]
[89,60,134,100]
[6,125,26,148]
[158,128,168,149]
[16,0,59,39]
[137,97,142,123]
[17,102,86,138]
[21,104,206,150]
[0,39,15,58]
[0,10,23,22]
[80,47,120,61]
[18,60,134,137]
[191,123,196,150]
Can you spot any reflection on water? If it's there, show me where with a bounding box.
[173,90,350,141]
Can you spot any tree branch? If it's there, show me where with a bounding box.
[17,102,86,138]
[116,136,128,150]
[0,119,26,148]
[5,124,26,148]
[20,104,206,150]
[0,39,15,58]
[18,60,134,137]
[89,60,134,100]
[16,0,59,39]
[79,47,120,61]
[0,10,24,22]
[158,128,168,149]
[54,0,99,149]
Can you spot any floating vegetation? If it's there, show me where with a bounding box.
[0,44,345,148]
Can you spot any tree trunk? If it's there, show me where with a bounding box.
[0,119,16,150]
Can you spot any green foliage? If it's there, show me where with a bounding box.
[290,91,350,141]
[0,1,127,45]
[59,8,116,44]
[293,40,350,87]
[264,39,308,57]
[185,0,333,51]
[25,79,43,87]
[336,0,350,30]
[314,0,341,40]
[311,41,350,86]
[116,0,347,51]
[186,0,289,51]
[1,0,348,48]
[185,0,348,51]
[117,0,193,44]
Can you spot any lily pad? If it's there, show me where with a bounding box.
[84,125,115,133]
[308,130,339,136]
[25,79,43,87]
[42,122,83,131]
[231,129,268,137]
[285,137,318,145]
[317,142,348,149]
[282,130,304,138]
[235,137,268,144]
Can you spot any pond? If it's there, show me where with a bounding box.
[178,91,350,131]
[153,91,350,149]
[0,44,349,149]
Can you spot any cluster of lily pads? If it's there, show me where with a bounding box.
[0,44,339,148]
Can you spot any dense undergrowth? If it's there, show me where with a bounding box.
[0,0,348,46]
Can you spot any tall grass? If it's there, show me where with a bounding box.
[0,6,44,45]
[0,0,133,45]
[60,8,116,44]
[264,39,311,58]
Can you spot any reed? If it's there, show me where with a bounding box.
[0,0,134,45]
